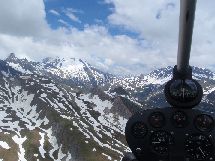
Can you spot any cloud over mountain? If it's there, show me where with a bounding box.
[0,0,214,75]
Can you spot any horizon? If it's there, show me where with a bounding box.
[0,0,215,75]
[4,52,215,78]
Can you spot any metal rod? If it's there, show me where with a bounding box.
[177,0,197,74]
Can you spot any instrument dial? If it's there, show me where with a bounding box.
[172,111,188,128]
[150,131,174,156]
[169,79,198,103]
[194,114,214,132]
[149,112,165,128]
[185,134,214,160]
[165,78,203,108]
[132,122,148,139]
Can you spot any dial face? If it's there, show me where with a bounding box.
[194,114,214,132]
[185,134,214,160]
[171,111,188,128]
[150,131,174,156]
[132,122,148,139]
[149,112,165,128]
[169,79,198,103]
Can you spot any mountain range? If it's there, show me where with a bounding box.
[0,53,214,161]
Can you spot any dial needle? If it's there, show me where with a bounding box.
[182,88,185,99]
[199,147,205,157]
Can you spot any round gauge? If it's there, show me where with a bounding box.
[150,131,174,156]
[171,111,188,128]
[194,114,214,132]
[185,134,214,160]
[131,122,148,139]
[169,79,198,102]
[149,112,165,128]
[164,78,203,108]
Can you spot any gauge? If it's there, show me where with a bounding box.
[171,111,188,128]
[194,114,214,132]
[150,131,174,156]
[131,122,148,139]
[185,134,214,160]
[149,112,165,128]
[164,78,203,108]
[169,79,198,102]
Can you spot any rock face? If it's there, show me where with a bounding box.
[0,54,214,161]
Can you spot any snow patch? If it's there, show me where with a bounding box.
[12,135,27,161]
[8,62,32,74]
[0,141,10,149]
[102,153,112,160]
[39,132,46,158]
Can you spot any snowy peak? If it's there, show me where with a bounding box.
[192,67,215,80]
[5,55,113,89]
[42,57,82,68]
[41,57,89,77]
[3,54,215,94]
[5,53,17,61]
[40,57,112,87]
[146,66,173,78]
[0,60,21,77]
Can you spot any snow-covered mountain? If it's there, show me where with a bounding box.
[0,53,215,161]
[6,53,113,89]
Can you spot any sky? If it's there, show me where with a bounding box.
[0,0,215,75]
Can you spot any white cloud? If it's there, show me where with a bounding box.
[0,0,214,75]
[63,8,82,23]
[65,8,84,14]
[66,13,81,23]
[106,0,179,41]
[0,25,160,75]
[58,19,70,27]
[0,0,50,37]
[105,0,215,71]
[49,9,60,16]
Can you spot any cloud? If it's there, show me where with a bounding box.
[65,8,84,14]
[66,13,81,23]
[49,9,60,16]
[58,19,70,27]
[63,8,82,23]
[0,0,50,37]
[105,0,215,71]
[0,0,214,75]
[0,25,160,75]
[105,0,178,39]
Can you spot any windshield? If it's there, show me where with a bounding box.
[0,1,214,161]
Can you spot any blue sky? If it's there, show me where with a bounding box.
[0,0,214,75]
[45,0,112,29]
[44,0,139,38]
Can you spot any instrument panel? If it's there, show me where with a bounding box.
[125,107,215,161]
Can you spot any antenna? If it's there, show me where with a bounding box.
[177,0,197,74]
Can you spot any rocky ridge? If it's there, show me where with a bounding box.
[0,53,214,161]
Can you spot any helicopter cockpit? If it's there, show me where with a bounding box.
[122,1,215,161]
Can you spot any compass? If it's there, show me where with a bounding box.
[170,79,198,102]
[165,78,203,108]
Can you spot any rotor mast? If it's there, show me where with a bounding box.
[177,0,197,74]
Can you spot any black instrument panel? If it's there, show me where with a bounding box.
[125,107,215,161]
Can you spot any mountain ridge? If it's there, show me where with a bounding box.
[0,54,214,161]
